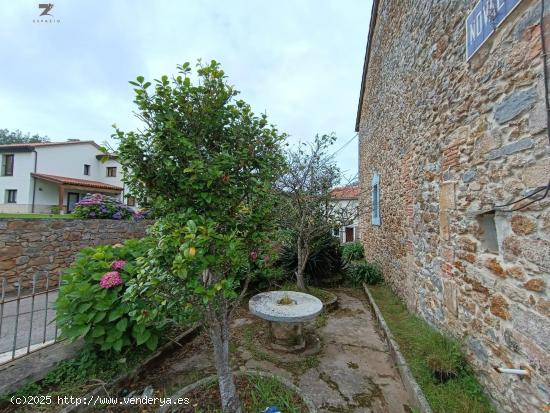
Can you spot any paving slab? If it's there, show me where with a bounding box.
[304,290,411,412]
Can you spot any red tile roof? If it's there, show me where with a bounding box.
[31,173,123,191]
[330,186,359,199]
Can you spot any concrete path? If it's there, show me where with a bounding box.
[138,289,412,412]
[243,290,412,412]
[298,290,411,412]
[0,292,58,359]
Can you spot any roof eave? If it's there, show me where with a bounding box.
[355,0,380,132]
[0,140,102,150]
[31,173,123,192]
[0,147,34,153]
[96,154,118,160]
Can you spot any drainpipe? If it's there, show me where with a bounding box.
[31,149,37,213]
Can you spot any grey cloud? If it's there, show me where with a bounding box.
[0,0,371,175]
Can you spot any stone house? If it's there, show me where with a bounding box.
[356,0,549,412]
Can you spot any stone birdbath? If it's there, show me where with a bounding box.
[249,291,323,352]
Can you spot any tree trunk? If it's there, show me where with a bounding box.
[206,300,242,413]
[295,237,308,290]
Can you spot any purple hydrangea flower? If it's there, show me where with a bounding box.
[111,259,127,271]
[99,271,123,289]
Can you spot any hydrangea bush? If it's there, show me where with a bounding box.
[56,239,165,352]
[72,193,136,220]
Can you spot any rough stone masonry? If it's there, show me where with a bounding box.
[357,1,550,412]
[0,219,149,291]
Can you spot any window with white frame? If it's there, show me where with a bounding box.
[371,173,381,226]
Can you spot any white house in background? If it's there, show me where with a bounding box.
[330,185,360,243]
[0,140,135,214]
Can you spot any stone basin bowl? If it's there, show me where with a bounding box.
[249,291,323,323]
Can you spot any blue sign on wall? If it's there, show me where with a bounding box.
[466,0,524,60]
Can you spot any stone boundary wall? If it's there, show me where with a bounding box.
[0,219,151,290]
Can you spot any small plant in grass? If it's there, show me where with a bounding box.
[56,238,166,352]
[50,205,62,215]
[424,335,466,383]
[190,375,306,413]
[248,376,304,413]
[345,260,383,286]
[341,241,364,262]
[277,294,295,305]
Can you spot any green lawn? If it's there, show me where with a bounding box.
[368,284,495,413]
[0,213,74,219]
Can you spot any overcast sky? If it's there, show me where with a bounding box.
[1,1,371,180]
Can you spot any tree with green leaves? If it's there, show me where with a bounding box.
[114,60,286,413]
[275,134,347,289]
[0,129,49,144]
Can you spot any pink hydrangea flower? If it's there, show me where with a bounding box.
[99,271,123,289]
[111,259,127,271]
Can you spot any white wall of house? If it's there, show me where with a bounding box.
[330,198,360,243]
[0,142,130,213]
[35,143,122,185]
[100,158,124,190]
[33,179,59,213]
[0,152,35,212]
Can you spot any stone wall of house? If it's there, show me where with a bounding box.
[358,0,550,411]
[0,219,150,290]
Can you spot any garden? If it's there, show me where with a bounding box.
[1,61,494,413]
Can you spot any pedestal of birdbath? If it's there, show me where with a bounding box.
[249,291,323,353]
